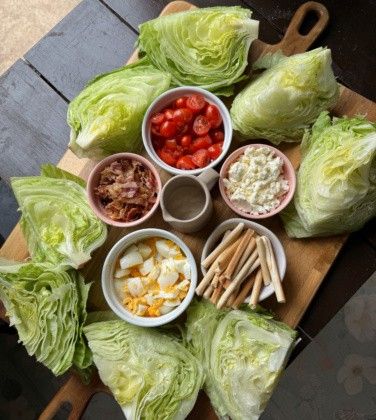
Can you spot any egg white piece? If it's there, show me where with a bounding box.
[173,258,191,279]
[113,279,126,296]
[156,240,179,259]
[127,277,144,297]
[148,266,160,281]
[144,294,155,306]
[155,290,178,300]
[138,243,152,259]
[136,304,147,316]
[176,279,190,290]
[159,305,174,315]
[114,268,130,278]
[164,299,181,307]
[139,257,154,276]
[120,250,143,270]
[158,268,179,289]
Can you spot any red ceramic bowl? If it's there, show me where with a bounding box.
[219,144,296,219]
[87,153,162,227]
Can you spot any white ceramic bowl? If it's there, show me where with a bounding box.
[201,218,286,302]
[142,86,232,176]
[102,228,197,327]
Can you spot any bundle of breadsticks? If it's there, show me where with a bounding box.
[196,222,286,309]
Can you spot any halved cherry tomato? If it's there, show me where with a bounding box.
[190,135,212,152]
[205,104,222,128]
[207,142,223,160]
[172,145,183,160]
[165,139,177,150]
[160,121,178,138]
[173,108,193,124]
[193,115,211,136]
[212,129,224,143]
[186,94,206,113]
[174,97,187,108]
[180,135,192,148]
[192,149,210,168]
[151,113,165,125]
[157,149,177,166]
[176,155,196,170]
[164,108,175,120]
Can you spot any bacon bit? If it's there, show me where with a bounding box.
[95,159,157,222]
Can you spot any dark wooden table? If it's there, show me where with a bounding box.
[0,0,375,416]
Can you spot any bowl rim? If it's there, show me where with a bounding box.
[219,144,296,219]
[142,86,232,176]
[87,152,162,228]
[200,217,286,302]
[102,228,197,327]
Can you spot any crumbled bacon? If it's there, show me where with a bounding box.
[95,159,158,222]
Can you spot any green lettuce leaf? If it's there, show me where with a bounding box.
[11,166,107,269]
[67,58,171,158]
[282,112,376,237]
[0,260,91,375]
[84,318,203,420]
[230,47,339,143]
[186,300,297,420]
[138,7,259,96]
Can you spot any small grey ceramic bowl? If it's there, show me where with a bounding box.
[102,228,197,327]
[201,218,286,302]
[142,86,232,176]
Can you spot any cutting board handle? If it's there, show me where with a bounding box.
[271,1,329,55]
[38,373,105,420]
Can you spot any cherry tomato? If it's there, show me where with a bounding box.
[151,125,162,137]
[150,113,165,125]
[207,143,223,160]
[172,145,183,160]
[205,104,222,128]
[174,97,187,108]
[192,149,210,168]
[176,122,189,135]
[212,129,224,143]
[173,108,193,124]
[193,115,211,136]
[158,149,177,167]
[186,94,206,113]
[190,135,212,152]
[180,135,192,148]
[165,139,177,150]
[164,108,175,120]
[160,121,178,138]
[176,155,196,170]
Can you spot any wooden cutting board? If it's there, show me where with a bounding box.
[1,1,375,419]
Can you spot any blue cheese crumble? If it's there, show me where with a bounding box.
[223,146,289,214]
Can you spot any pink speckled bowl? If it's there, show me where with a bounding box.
[87,153,162,227]
[219,144,296,219]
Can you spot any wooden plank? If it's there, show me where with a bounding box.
[0,60,69,183]
[25,0,138,101]
[0,179,19,240]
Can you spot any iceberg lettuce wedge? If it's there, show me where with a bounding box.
[282,112,376,237]
[11,165,107,269]
[230,47,339,144]
[138,7,259,96]
[68,58,171,158]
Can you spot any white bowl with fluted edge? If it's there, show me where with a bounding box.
[142,86,232,175]
[201,218,286,302]
[102,228,197,327]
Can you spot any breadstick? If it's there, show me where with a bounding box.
[216,251,259,309]
[256,237,271,286]
[224,229,253,280]
[215,233,247,273]
[203,284,214,299]
[263,236,286,303]
[232,273,256,308]
[249,270,263,308]
[212,272,221,288]
[233,236,257,278]
[202,223,244,268]
[210,285,223,304]
[198,230,233,296]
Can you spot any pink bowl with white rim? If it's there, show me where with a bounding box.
[219,144,296,219]
[87,153,162,227]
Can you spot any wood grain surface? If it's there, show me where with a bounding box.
[0,1,375,419]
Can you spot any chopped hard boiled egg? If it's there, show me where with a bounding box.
[113,237,191,317]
